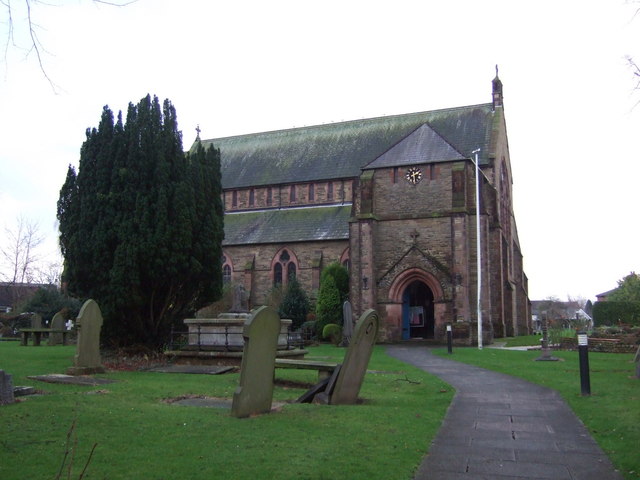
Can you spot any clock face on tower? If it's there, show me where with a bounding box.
[405,167,423,185]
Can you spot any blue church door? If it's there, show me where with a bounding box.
[402,280,435,339]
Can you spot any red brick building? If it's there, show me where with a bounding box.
[199,74,530,342]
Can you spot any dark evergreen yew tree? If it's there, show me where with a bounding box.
[57,95,224,347]
[278,278,310,329]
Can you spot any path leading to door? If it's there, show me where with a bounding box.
[386,345,624,480]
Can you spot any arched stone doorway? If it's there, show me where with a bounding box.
[388,268,443,341]
[401,281,434,339]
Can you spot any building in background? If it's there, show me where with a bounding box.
[199,73,530,342]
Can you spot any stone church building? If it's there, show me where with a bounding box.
[199,74,530,342]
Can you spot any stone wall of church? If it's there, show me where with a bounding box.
[222,240,349,308]
[222,179,355,212]
[370,163,452,217]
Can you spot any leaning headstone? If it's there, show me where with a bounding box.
[67,300,105,375]
[331,309,379,405]
[341,300,353,347]
[0,370,15,406]
[231,306,281,418]
[634,345,640,379]
[48,311,65,346]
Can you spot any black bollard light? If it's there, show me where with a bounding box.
[577,331,591,396]
[447,324,453,354]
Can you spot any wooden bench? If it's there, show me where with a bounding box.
[20,329,70,346]
[274,359,339,380]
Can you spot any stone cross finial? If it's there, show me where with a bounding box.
[195,124,201,140]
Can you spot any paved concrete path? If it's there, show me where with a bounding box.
[386,345,624,480]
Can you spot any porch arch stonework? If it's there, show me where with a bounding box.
[384,268,449,341]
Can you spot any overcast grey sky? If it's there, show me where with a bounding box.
[1,0,638,300]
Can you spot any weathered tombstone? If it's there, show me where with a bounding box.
[0,370,15,406]
[48,311,65,346]
[634,344,640,379]
[341,300,353,347]
[31,313,43,329]
[231,306,281,418]
[67,300,105,375]
[330,309,379,405]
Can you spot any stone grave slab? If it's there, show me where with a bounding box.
[28,374,116,386]
[231,306,281,418]
[67,299,105,375]
[148,365,234,375]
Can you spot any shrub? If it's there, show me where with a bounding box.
[300,320,318,343]
[18,288,82,324]
[321,263,349,303]
[315,275,342,336]
[278,278,310,329]
[592,301,640,326]
[322,323,342,345]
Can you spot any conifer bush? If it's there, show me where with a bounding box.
[315,275,342,336]
[278,278,310,329]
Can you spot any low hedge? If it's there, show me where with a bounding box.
[592,301,640,326]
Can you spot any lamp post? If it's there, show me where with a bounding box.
[471,148,482,349]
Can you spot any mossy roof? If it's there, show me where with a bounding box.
[198,103,495,189]
[223,205,351,246]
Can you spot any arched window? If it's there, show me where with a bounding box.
[340,248,350,272]
[274,263,283,286]
[272,248,298,287]
[222,254,233,284]
[287,262,296,280]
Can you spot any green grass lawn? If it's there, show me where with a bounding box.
[0,342,453,480]
[502,334,542,347]
[433,347,640,480]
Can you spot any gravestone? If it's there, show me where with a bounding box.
[341,300,353,347]
[634,345,640,379]
[0,370,15,405]
[31,313,43,329]
[48,311,66,346]
[67,299,105,375]
[330,309,379,405]
[231,306,281,418]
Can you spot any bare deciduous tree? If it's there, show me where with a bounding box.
[2,0,136,90]
[0,216,44,284]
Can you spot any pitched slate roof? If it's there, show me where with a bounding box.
[364,123,466,169]
[223,205,351,246]
[199,103,495,189]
